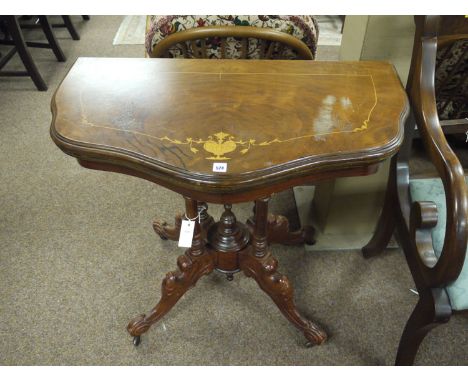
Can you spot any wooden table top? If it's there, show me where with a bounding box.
[51,58,408,202]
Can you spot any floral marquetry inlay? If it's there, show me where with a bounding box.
[78,93,377,162]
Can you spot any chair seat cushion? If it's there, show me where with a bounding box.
[145,15,318,59]
[410,177,468,310]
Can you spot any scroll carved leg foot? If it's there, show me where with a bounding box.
[153,213,183,241]
[247,214,315,246]
[127,251,215,339]
[240,250,327,346]
[153,203,215,241]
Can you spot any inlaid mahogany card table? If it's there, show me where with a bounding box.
[50,58,408,347]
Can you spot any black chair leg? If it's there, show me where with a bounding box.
[38,16,66,62]
[61,16,80,40]
[4,16,47,91]
[82,16,90,21]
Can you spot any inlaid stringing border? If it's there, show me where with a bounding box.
[68,73,379,161]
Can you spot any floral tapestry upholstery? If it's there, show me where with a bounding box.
[435,39,468,120]
[145,15,319,59]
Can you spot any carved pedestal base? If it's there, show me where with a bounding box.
[154,203,314,246]
[129,198,326,347]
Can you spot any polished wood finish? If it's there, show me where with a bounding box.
[151,25,314,59]
[240,198,326,345]
[51,58,408,347]
[51,58,408,203]
[153,202,215,240]
[363,16,468,365]
[128,197,327,345]
[153,204,315,246]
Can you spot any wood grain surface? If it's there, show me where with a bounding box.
[51,58,408,201]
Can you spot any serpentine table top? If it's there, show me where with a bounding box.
[51,58,408,203]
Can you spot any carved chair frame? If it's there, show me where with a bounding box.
[363,15,468,365]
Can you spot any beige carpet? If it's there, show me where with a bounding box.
[113,16,146,45]
[0,16,466,366]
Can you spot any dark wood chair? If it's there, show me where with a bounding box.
[0,15,66,91]
[56,16,81,40]
[150,25,314,60]
[43,15,90,41]
[19,16,80,40]
[363,15,468,365]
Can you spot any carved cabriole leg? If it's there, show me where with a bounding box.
[128,198,214,342]
[395,288,451,366]
[153,202,214,241]
[240,197,327,346]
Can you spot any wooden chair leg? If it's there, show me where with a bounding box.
[362,156,397,258]
[395,289,451,365]
[38,16,66,62]
[4,16,47,91]
[61,16,80,40]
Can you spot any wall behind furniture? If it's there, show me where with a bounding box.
[301,16,415,250]
[341,15,415,84]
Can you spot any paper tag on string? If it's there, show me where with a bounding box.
[178,220,195,248]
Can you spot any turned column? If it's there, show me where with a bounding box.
[252,197,270,257]
[185,197,204,256]
[207,204,250,280]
